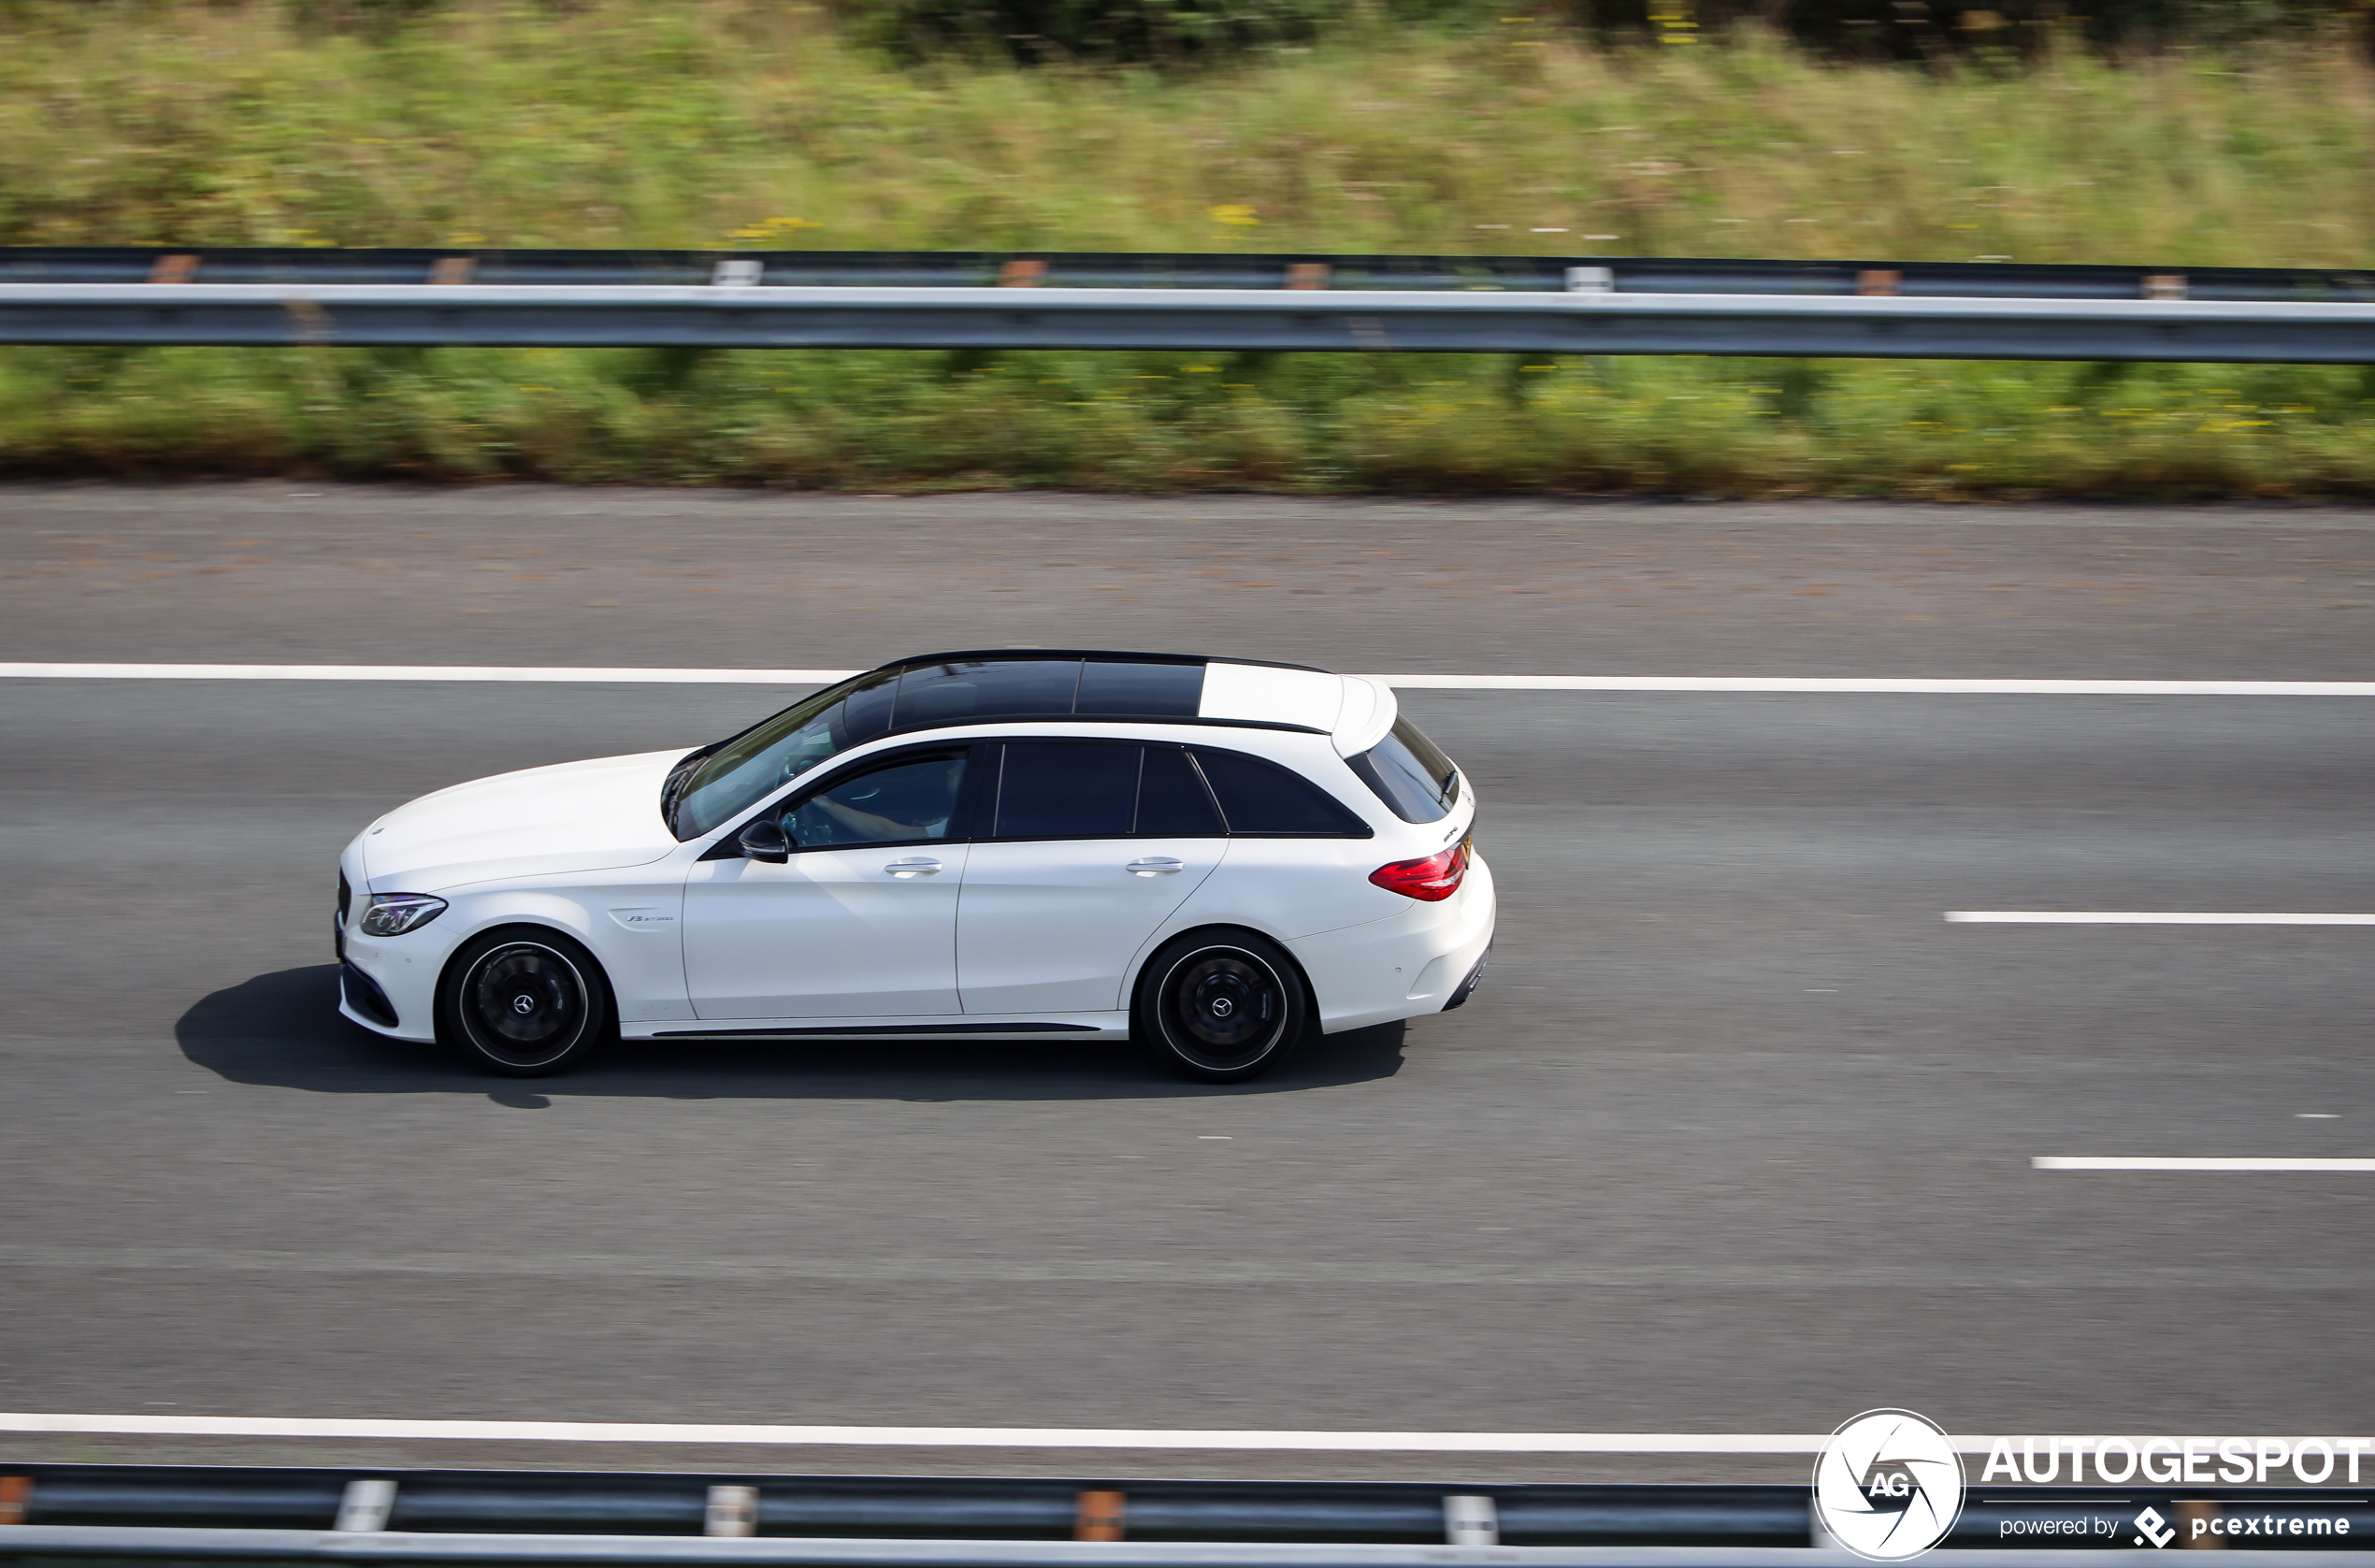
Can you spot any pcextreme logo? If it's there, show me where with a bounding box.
[1812,1409,1967,1561]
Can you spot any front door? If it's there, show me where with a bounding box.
[683,749,972,1018]
[957,741,1225,1014]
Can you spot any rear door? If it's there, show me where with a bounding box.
[956,741,1226,1014]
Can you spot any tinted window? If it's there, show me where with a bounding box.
[670,668,900,839]
[897,660,1078,726]
[1076,660,1204,717]
[1136,746,1224,836]
[784,753,968,849]
[1195,750,1369,837]
[1346,718,1460,824]
[995,742,1138,839]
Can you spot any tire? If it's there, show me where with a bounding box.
[439,928,610,1077]
[1136,929,1308,1084]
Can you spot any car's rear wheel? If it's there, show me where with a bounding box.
[1137,929,1307,1084]
[439,928,609,1077]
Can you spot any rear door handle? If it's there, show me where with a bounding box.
[1126,857,1186,875]
[885,857,943,877]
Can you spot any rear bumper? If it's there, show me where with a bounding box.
[1440,943,1492,1011]
[1289,852,1497,1033]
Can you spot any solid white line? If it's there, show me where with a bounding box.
[0,663,860,684]
[1370,675,2375,695]
[2036,1158,2375,1172]
[1949,912,2375,925]
[2,1415,2342,1456]
[0,1414,1827,1452]
[4,664,2375,693]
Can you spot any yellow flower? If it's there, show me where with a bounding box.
[1208,205,1260,227]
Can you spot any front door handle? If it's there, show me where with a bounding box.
[1126,857,1186,876]
[885,856,943,877]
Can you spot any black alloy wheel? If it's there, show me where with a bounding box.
[439,929,610,1076]
[1138,930,1307,1084]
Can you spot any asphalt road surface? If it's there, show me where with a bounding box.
[2,487,2370,1485]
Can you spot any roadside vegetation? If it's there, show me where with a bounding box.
[3,0,2374,495]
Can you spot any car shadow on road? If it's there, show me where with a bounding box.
[179,965,1407,1101]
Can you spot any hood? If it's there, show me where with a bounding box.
[362,748,691,893]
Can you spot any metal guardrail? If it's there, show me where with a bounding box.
[3,1467,2372,1555]
[5,246,2372,302]
[4,282,2374,360]
[2,1532,2367,1567]
[0,1470,1813,1546]
[12,1530,2370,1566]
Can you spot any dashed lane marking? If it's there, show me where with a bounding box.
[2035,1157,2375,1172]
[1950,912,2375,925]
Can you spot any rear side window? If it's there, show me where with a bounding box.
[1195,750,1371,838]
[1346,717,1461,824]
[1136,747,1224,836]
[995,742,1138,838]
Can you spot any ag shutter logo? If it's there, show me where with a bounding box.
[1813,1409,1967,1561]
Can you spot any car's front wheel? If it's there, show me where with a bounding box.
[1137,929,1307,1084]
[439,928,610,1077]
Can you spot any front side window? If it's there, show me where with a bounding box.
[1346,716,1461,824]
[669,669,897,840]
[783,752,969,850]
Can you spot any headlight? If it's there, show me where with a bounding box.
[358,893,448,937]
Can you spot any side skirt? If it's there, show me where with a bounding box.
[630,1014,1130,1043]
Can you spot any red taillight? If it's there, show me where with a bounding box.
[1369,840,1469,901]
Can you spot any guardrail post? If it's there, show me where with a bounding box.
[428,257,476,285]
[1000,259,1046,288]
[1565,266,1614,294]
[148,254,198,284]
[704,1484,760,1537]
[1857,269,1901,297]
[1073,1489,1127,1541]
[0,1475,31,1525]
[1442,1494,1498,1546]
[2175,1498,2222,1547]
[1286,263,1331,291]
[712,259,764,288]
[2144,273,2188,301]
[332,1478,396,1532]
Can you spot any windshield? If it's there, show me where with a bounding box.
[1346,715,1461,824]
[667,669,898,839]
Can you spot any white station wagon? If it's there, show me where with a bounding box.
[335,651,1494,1082]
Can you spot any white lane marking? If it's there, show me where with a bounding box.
[0,663,859,683]
[0,1414,1831,1452]
[4,664,2375,694]
[1373,675,2375,695]
[2036,1157,2375,1172]
[0,1414,2333,1457]
[1949,912,2375,925]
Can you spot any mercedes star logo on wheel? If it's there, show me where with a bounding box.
[511,994,536,1014]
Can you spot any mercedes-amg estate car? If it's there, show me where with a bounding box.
[334,651,1493,1082]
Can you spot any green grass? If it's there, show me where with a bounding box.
[4,0,2375,494]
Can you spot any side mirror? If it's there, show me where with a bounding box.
[737,819,791,864]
